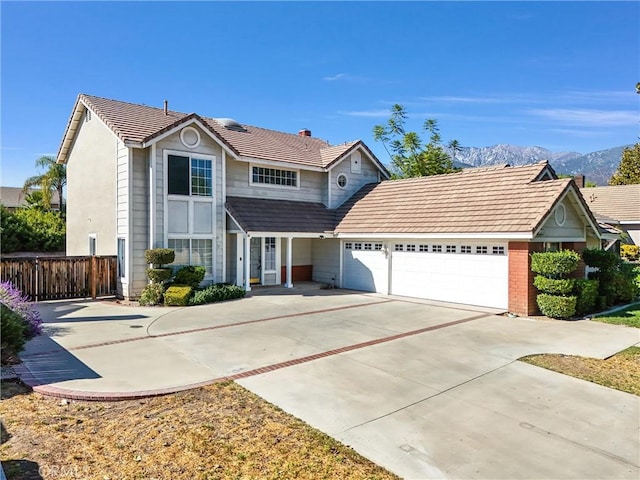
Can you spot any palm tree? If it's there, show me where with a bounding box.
[447,139,462,164]
[23,156,66,212]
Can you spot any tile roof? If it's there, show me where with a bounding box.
[62,95,387,173]
[580,185,640,222]
[226,196,337,234]
[0,187,60,209]
[334,162,578,235]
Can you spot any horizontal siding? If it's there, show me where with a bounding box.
[130,148,149,297]
[226,160,325,203]
[330,151,379,209]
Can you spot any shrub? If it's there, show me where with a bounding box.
[138,283,165,306]
[190,283,246,306]
[147,268,172,284]
[611,263,639,304]
[575,279,599,315]
[533,276,575,295]
[0,280,42,338]
[1,304,27,354]
[0,206,65,253]
[621,244,639,261]
[530,250,581,279]
[174,266,206,289]
[536,294,577,319]
[144,248,175,266]
[164,285,193,306]
[582,248,619,272]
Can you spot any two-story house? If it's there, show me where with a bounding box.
[57,94,602,316]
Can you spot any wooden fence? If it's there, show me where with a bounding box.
[0,256,118,301]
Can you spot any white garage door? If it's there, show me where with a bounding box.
[342,241,388,293]
[390,243,508,309]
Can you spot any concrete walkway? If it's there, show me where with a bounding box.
[14,288,640,479]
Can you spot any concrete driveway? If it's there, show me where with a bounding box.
[17,287,640,479]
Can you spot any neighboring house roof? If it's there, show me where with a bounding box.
[334,162,596,236]
[580,184,640,223]
[0,187,60,209]
[226,196,337,234]
[57,94,389,176]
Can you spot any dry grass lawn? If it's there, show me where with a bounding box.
[521,346,640,396]
[0,381,399,480]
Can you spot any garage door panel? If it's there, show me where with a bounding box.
[343,249,388,293]
[391,249,508,309]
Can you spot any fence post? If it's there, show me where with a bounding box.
[35,257,39,302]
[90,256,97,300]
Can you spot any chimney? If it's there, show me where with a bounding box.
[163,100,168,115]
[298,129,311,137]
[573,174,585,188]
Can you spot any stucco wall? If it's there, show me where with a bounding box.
[66,109,118,256]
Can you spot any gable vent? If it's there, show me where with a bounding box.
[215,117,248,132]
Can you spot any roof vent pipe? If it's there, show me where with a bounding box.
[298,129,311,137]
[163,100,168,115]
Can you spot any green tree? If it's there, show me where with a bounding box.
[0,206,66,253]
[373,104,459,178]
[23,155,66,211]
[447,139,462,164]
[609,143,640,185]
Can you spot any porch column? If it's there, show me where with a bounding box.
[244,235,251,292]
[285,236,293,288]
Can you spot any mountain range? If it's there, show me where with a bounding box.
[449,144,632,185]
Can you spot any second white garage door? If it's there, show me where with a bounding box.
[342,241,509,309]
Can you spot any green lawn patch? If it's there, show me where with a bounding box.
[591,302,640,328]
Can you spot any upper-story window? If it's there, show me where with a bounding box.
[251,165,298,188]
[168,154,212,196]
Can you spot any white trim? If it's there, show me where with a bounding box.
[246,231,331,238]
[221,150,227,283]
[285,237,293,288]
[243,234,251,291]
[143,118,238,159]
[126,146,133,293]
[180,126,201,149]
[249,163,300,190]
[240,155,324,172]
[554,203,566,226]
[534,236,587,243]
[327,170,332,208]
[325,143,390,180]
[335,232,532,240]
[149,144,156,249]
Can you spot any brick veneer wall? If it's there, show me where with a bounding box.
[508,242,544,316]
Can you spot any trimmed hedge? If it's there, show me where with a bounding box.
[575,279,599,316]
[530,250,581,279]
[190,283,246,306]
[147,268,173,284]
[139,283,165,306]
[164,285,193,306]
[533,276,575,295]
[145,248,175,266]
[174,266,206,289]
[537,294,577,319]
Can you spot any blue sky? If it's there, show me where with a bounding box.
[2,1,639,187]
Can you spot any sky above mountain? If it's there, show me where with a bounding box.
[2,1,639,187]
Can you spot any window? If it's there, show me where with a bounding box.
[264,237,276,271]
[345,242,353,250]
[406,244,416,252]
[336,173,348,189]
[88,235,97,256]
[354,243,363,250]
[476,246,488,255]
[117,238,126,278]
[461,245,472,254]
[168,154,212,196]
[446,245,457,253]
[251,166,298,187]
[374,243,383,251]
[168,238,213,276]
[419,244,429,252]
[492,246,505,255]
[394,244,404,252]
[364,243,373,250]
[432,245,442,253]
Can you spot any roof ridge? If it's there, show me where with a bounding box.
[80,93,182,115]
